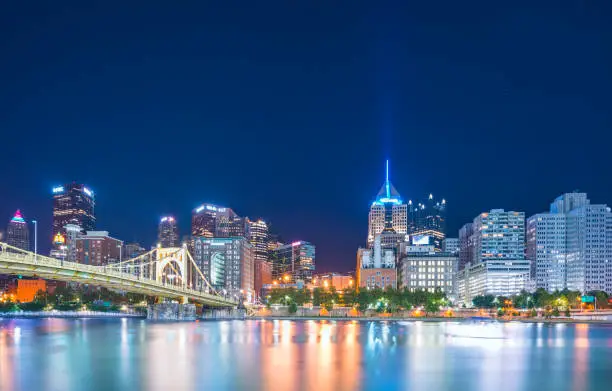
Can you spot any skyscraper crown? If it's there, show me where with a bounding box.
[374,160,402,205]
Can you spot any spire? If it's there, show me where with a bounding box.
[375,160,402,204]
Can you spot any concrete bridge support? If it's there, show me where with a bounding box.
[147,303,196,321]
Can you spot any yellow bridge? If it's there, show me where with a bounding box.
[0,242,237,308]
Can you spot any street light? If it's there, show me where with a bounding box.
[32,220,37,261]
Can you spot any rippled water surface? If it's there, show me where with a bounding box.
[1,318,611,391]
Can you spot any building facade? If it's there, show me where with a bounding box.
[270,241,316,283]
[527,193,612,293]
[75,231,123,266]
[399,245,458,295]
[408,194,447,251]
[458,223,475,271]
[357,235,397,289]
[52,183,95,240]
[6,210,29,251]
[192,237,254,300]
[442,238,459,255]
[367,161,407,248]
[457,209,530,305]
[158,216,179,247]
[247,219,270,298]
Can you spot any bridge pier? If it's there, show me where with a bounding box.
[147,303,196,321]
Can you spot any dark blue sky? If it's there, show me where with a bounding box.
[1,1,611,271]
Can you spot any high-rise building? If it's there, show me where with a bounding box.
[192,237,254,301]
[64,223,81,262]
[191,204,246,238]
[270,241,315,283]
[52,183,95,245]
[527,192,612,293]
[158,216,179,247]
[458,223,475,271]
[367,161,407,248]
[6,210,30,251]
[442,238,459,255]
[247,219,270,298]
[408,194,446,251]
[357,235,397,289]
[457,209,530,305]
[399,245,458,294]
[75,231,123,266]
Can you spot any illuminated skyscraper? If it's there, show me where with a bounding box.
[52,183,95,242]
[158,216,179,247]
[408,194,447,251]
[367,161,407,248]
[6,210,30,251]
[270,241,315,283]
[191,203,245,238]
[247,219,271,297]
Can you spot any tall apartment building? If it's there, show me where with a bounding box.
[158,216,179,247]
[457,209,530,305]
[192,237,254,301]
[399,245,458,295]
[527,192,612,293]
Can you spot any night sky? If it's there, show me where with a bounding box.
[1,2,611,272]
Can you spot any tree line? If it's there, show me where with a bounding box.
[266,287,448,314]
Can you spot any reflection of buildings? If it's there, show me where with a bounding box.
[192,237,254,300]
[457,209,530,305]
[399,245,457,295]
[527,192,612,293]
[367,161,407,248]
[6,210,29,251]
[408,194,446,251]
[75,231,123,266]
[357,235,397,289]
[158,216,179,247]
[270,241,315,283]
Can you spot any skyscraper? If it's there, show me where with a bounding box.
[457,209,530,305]
[75,231,123,266]
[527,192,612,293]
[6,210,30,251]
[367,161,407,248]
[247,219,271,297]
[191,203,245,238]
[270,241,315,283]
[52,183,95,241]
[158,216,179,247]
[408,194,447,251]
[458,223,475,271]
[192,237,254,301]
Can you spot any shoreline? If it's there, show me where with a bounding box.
[0,311,145,319]
[247,315,612,324]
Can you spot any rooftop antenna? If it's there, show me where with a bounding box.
[385,160,390,198]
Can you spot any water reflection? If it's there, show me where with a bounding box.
[0,318,611,391]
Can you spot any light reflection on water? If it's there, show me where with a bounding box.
[0,318,611,391]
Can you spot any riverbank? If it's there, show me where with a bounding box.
[0,310,145,319]
[249,315,612,324]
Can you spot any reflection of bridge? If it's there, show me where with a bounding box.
[0,243,237,308]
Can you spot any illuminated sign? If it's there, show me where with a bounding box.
[412,235,430,246]
[161,216,174,222]
[378,197,402,204]
[52,186,64,193]
[195,206,205,213]
[581,296,595,303]
[83,187,93,197]
[196,205,227,213]
[291,241,302,247]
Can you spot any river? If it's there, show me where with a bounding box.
[0,318,611,391]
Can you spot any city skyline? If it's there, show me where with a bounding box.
[1,2,611,272]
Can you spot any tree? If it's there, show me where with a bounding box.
[312,288,323,306]
[472,295,495,309]
[288,302,298,314]
[341,288,357,307]
[294,288,311,306]
[356,290,371,312]
[533,288,553,308]
[425,299,440,316]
